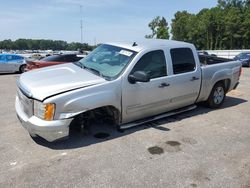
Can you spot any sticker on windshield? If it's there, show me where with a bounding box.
[119,50,133,57]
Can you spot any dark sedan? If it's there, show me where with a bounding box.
[234,52,250,67]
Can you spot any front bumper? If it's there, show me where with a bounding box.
[15,96,73,142]
[241,61,250,67]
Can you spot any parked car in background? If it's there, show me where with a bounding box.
[234,52,250,67]
[25,54,85,71]
[30,53,43,60]
[0,54,26,73]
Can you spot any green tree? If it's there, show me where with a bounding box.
[170,0,250,50]
[145,16,170,39]
[171,11,194,42]
[224,7,244,49]
[0,39,13,50]
[0,39,95,51]
[218,0,244,8]
[242,7,250,48]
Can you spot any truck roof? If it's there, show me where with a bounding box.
[106,39,194,52]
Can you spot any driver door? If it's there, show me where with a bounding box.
[121,50,171,123]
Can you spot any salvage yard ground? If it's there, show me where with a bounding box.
[0,69,250,188]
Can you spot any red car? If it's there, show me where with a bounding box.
[25,54,84,71]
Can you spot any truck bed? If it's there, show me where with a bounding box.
[197,60,241,103]
[199,54,232,65]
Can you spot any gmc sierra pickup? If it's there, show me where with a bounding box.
[15,40,242,142]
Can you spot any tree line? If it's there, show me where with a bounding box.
[146,0,250,50]
[0,39,95,51]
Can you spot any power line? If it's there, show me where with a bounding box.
[80,5,83,44]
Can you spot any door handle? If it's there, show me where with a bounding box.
[190,77,200,81]
[159,83,170,88]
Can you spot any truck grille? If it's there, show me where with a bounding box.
[17,88,33,118]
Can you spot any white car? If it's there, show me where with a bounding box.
[0,54,27,73]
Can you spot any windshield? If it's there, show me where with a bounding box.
[78,44,136,79]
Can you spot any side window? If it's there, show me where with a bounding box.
[131,50,167,79]
[16,56,23,60]
[64,55,77,62]
[170,48,196,74]
[199,55,206,64]
[0,55,5,62]
[6,55,13,61]
[13,55,19,60]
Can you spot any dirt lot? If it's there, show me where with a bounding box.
[0,69,249,188]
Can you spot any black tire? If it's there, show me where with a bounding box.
[19,65,26,73]
[207,82,226,109]
[29,133,37,138]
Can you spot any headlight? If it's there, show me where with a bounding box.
[34,100,55,121]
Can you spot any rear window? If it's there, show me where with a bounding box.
[41,54,79,62]
[170,48,196,74]
[41,55,62,62]
[62,55,80,62]
[13,55,23,60]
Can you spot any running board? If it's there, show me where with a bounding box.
[120,105,197,130]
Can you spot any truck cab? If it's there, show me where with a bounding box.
[118,42,201,123]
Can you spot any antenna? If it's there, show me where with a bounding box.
[132,42,138,47]
[80,5,83,44]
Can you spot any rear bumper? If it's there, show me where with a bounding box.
[15,96,73,142]
[233,82,240,90]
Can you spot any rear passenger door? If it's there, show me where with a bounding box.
[166,48,201,108]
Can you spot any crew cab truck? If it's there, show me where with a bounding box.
[15,40,242,142]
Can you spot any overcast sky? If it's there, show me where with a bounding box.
[0,0,218,45]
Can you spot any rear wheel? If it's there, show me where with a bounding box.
[207,82,226,108]
[19,65,26,73]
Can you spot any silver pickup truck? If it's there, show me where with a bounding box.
[15,40,242,142]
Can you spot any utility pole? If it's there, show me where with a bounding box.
[94,38,97,46]
[80,5,83,44]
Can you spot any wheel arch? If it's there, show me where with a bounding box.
[19,64,26,73]
[213,79,231,93]
[69,105,122,130]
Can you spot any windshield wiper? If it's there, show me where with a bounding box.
[81,64,109,80]
[87,67,101,76]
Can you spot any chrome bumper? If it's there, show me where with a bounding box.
[15,96,73,142]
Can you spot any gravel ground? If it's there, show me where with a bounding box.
[0,69,249,188]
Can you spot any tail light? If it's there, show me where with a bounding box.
[239,66,242,77]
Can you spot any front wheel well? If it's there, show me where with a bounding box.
[19,64,26,73]
[69,106,121,131]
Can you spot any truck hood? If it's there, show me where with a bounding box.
[18,63,106,101]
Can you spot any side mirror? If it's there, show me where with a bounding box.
[128,71,150,84]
